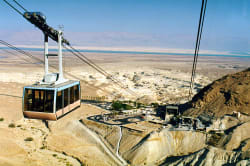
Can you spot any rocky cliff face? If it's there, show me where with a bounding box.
[120,117,250,166]
[162,147,249,166]
[123,129,207,165]
[183,68,250,117]
[161,122,250,166]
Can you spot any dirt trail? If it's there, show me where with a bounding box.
[80,121,127,165]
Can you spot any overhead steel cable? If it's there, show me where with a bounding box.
[12,0,28,12]
[0,47,34,64]
[193,0,207,77]
[64,45,137,97]
[2,0,23,15]
[68,45,115,79]
[0,40,40,62]
[188,0,207,100]
[68,45,137,96]
[68,45,137,95]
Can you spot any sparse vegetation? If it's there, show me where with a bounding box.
[24,137,33,141]
[66,162,73,166]
[111,100,133,111]
[40,146,46,149]
[17,124,22,127]
[52,154,57,157]
[8,123,15,128]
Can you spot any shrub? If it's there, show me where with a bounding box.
[66,162,73,166]
[40,146,46,149]
[0,118,4,121]
[24,137,33,141]
[8,123,15,128]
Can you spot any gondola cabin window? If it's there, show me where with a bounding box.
[44,90,54,112]
[24,89,54,113]
[70,86,74,104]
[70,85,80,104]
[56,91,63,111]
[64,88,69,107]
[74,85,80,101]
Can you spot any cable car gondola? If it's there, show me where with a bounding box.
[22,30,81,120]
[23,80,80,120]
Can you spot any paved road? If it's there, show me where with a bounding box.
[88,114,144,126]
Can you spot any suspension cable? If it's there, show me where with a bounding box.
[0,40,40,62]
[64,45,137,97]
[188,0,207,100]
[2,0,23,16]
[12,0,28,12]
[193,0,207,77]
[68,45,115,80]
[0,47,34,64]
[68,45,137,96]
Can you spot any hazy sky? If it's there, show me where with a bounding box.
[0,0,250,53]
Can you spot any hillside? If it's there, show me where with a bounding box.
[183,68,250,117]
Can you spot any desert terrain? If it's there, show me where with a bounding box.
[0,49,249,165]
